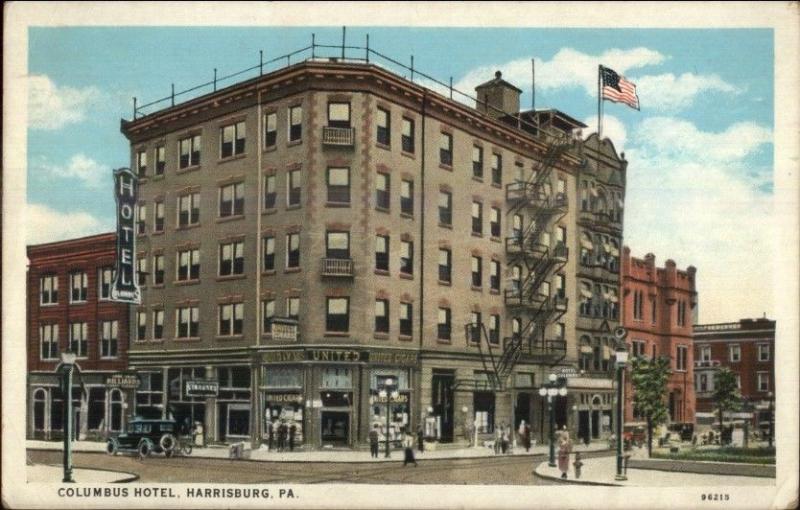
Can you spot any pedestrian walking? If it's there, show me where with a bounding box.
[289,423,296,452]
[501,424,510,454]
[369,424,380,458]
[268,419,275,451]
[573,452,583,479]
[402,428,417,467]
[494,425,502,454]
[417,425,425,453]
[278,421,288,452]
[520,421,531,452]
[557,433,572,479]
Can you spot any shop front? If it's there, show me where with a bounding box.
[261,365,305,448]
[368,369,412,447]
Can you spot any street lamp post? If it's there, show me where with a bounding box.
[379,378,399,458]
[59,350,78,483]
[615,346,629,481]
[767,392,774,448]
[539,373,567,468]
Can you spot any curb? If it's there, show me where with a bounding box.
[39,463,140,483]
[532,464,621,487]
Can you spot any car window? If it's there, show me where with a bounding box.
[142,423,152,433]
[162,423,174,432]
[132,423,142,434]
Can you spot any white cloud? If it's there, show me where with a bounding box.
[26,203,111,245]
[582,114,627,150]
[28,75,101,130]
[633,73,739,111]
[623,117,774,323]
[33,153,110,189]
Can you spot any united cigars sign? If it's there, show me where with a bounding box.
[111,167,141,304]
[262,349,418,366]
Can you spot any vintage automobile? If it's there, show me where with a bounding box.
[106,418,181,458]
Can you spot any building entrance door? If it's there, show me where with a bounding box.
[432,373,454,442]
[226,403,250,439]
[515,393,531,430]
[321,411,349,446]
[591,410,600,438]
[578,410,590,443]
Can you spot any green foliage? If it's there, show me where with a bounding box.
[712,368,742,424]
[652,447,775,465]
[630,356,671,426]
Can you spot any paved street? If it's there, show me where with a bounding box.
[27,449,612,485]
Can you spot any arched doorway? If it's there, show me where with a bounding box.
[33,388,47,439]
[109,389,123,433]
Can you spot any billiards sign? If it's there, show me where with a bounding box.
[110,167,141,304]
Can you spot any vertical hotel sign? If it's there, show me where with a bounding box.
[110,167,141,304]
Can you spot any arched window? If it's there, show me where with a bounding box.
[109,389,123,433]
[33,388,47,432]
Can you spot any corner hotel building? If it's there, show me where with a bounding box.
[122,59,626,448]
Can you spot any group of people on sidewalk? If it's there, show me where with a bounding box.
[368,424,422,466]
[491,420,533,454]
[266,420,297,452]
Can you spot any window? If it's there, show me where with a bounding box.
[137,257,147,286]
[374,299,389,334]
[400,180,414,215]
[511,318,521,337]
[69,322,89,358]
[735,373,741,389]
[471,256,482,288]
[580,282,592,316]
[326,231,350,259]
[376,107,390,145]
[631,340,646,358]
[327,167,350,204]
[219,241,245,276]
[286,233,300,269]
[511,265,522,295]
[676,345,688,371]
[289,105,303,142]
[438,190,452,225]
[512,214,523,241]
[471,201,483,235]
[469,312,482,343]
[472,145,484,179]
[580,232,593,266]
[556,274,566,298]
[98,267,114,300]
[491,153,502,185]
[39,324,59,360]
[287,168,302,206]
[729,345,741,363]
[261,299,275,334]
[438,308,452,340]
[399,302,413,337]
[490,260,500,291]
[327,102,350,128]
[153,254,164,285]
[651,296,657,324]
[264,112,277,148]
[699,374,708,392]
[153,310,164,340]
[136,311,147,341]
[99,320,118,358]
[400,240,413,275]
[438,248,452,283]
[758,344,770,362]
[401,117,414,153]
[376,173,390,210]
[220,121,246,158]
[326,297,350,333]
[136,149,147,177]
[219,183,245,217]
[155,146,165,175]
[219,303,244,336]
[489,314,500,345]
[757,372,769,392]
[137,204,147,234]
[179,134,201,168]
[490,207,501,238]
[699,345,711,362]
[263,174,277,209]
[178,192,200,227]
[177,249,200,281]
[556,225,567,245]
[439,132,453,166]
[176,307,199,339]
[677,300,687,326]
[40,275,58,305]
[69,271,87,303]
[633,289,643,320]
[375,235,389,271]
[154,201,164,232]
[262,236,275,271]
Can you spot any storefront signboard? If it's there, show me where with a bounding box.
[107,373,140,389]
[271,318,298,342]
[185,380,219,397]
[264,393,304,404]
[262,348,418,365]
[110,167,141,304]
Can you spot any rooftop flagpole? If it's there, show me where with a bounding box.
[598,64,603,139]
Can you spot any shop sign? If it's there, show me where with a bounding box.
[263,350,305,363]
[264,393,304,404]
[372,393,409,404]
[110,167,141,304]
[558,366,580,378]
[271,318,298,342]
[107,373,140,389]
[262,348,417,365]
[309,349,362,363]
[185,380,219,397]
[369,350,418,366]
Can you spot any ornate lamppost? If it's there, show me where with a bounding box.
[379,378,399,458]
[539,373,567,467]
[614,344,629,481]
[57,350,78,483]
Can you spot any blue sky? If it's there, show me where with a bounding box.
[26,27,774,322]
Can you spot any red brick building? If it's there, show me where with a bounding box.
[621,248,697,424]
[27,233,133,440]
[693,318,775,432]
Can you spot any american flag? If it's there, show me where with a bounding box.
[601,66,640,110]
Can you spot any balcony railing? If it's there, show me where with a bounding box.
[322,126,355,147]
[321,257,354,277]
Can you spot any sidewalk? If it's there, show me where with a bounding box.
[27,464,138,483]
[533,448,774,486]
[27,439,608,463]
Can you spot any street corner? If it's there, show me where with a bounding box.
[27,464,138,483]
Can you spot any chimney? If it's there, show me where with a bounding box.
[474,70,521,119]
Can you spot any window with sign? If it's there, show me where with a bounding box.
[321,367,353,389]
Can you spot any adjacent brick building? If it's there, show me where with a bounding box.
[119,50,627,448]
[27,233,132,440]
[693,318,775,432]
[621,248,697,425]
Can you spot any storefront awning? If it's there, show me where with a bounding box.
[580,238,594,250]
[580,345,593,354]
[580,289,593,299]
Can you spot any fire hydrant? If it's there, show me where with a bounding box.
[573,452,584,479]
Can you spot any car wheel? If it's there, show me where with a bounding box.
[159,433,177,453]
[106,439,119,456]
[138,439,153,460]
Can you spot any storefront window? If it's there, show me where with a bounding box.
[218,366,252,439]
[474,392,495,433]
[370,369,411,443]
[167,367,206,434]
[320,367,352,389]
[87,388,106,430]
[136,371,164,419]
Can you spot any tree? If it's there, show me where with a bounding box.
[630,356,671,457]
[711,367,741,446]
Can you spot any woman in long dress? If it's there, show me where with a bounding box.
[403,429,418,466]
[557,433,572,479]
